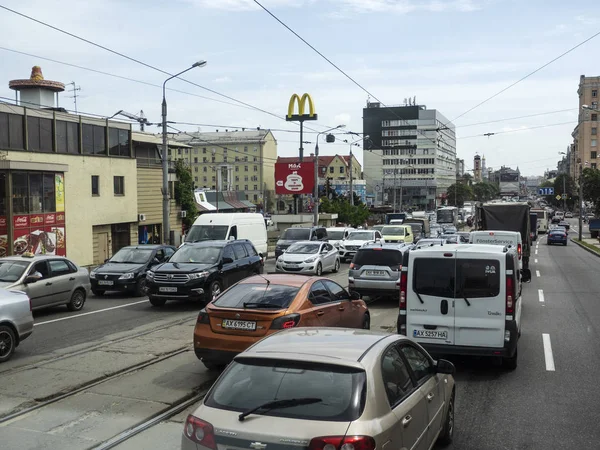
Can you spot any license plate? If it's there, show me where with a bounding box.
[366,270,386,276]
[98,280,113,286]
[413,329,448,340]
[159,287,177,293]
[222,319,256,331]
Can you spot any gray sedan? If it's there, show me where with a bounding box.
[0,289,33,362]
[0,255,90,312]
[275,241,340,275]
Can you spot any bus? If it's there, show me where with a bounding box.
[530,209,549,234]
[436,206,458,226]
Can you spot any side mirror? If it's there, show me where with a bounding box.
[222,257,234,264]
[321,249,328,254]
[521,269,532,283]
[24,275,41,284]
[151,257,160,265]
[349,291,361,300]
[436,359,456,375]
[104,258,109,263]
[229,235,236,241]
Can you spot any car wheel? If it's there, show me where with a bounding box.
[91,289,105,296]
[206,280,222,302]
[503,347,518,370]
[332,259,340,273]
[362,314,370,330]
[564,242,567,246]
[149,296,167,307]
[134,277,148,297]
[0,325,16,363]
[315,263,322,276]
[67,289,86,311]
[437,391,455,446]
[202,360,227,371]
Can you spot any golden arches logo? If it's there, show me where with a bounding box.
[286,93,317,121]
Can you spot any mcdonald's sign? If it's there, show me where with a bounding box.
[286,93,318,122]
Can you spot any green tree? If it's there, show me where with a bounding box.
[446,183,473,207]
[582,168,600,215]
[473,182,499,202]
[319,197,370,227]
[174,159,198,228]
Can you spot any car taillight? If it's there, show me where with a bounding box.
[308,436,376,450]
[517,243,522,260]
[506,275,514,314]
[349,263,358,270]
[184,415,216,449]
[197,309,210,324]
[270,313,301,329]
[399,270,408,310]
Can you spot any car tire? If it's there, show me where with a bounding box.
[206,280,222,302]
[0,325,16,363]
[503,347,518,371]
[67,289,86,311]
[437,391,455,446]
[332,259,340,273]
[92,288,105,296]
[202,360,227,371]
[564,242,567,246]
[315,263,323,276]
[134,277,148,297]
[149,295,167,307]
[362,313,370,330]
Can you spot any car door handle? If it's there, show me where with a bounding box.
[402,415,412,427]
[45,282,52,286]
[338,306,345,311]
[427,392,435,402]
[317,311,325,316]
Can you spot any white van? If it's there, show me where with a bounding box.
[184,213,268,259]
[470,230,523,270]
[397,244,531,369]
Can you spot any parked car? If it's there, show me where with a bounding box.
[381,225,413,244]
[547,229,568,246]
[183,328,456,450]
[565,212,574,218]
[89,244,176,296]
[275,227,328,259]
[442,226,458,234]
[193,275,369,369]
[338,230,382,262]
[0,255,90,312]
[146,240,263,307]
[275,241,340,275]
[558,220,570,231]
[0,289,33,363]
[325,227,355,248]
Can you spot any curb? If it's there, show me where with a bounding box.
[570,238,600,258]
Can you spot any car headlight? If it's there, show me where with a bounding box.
[188,271,209,280]
[89,271,96,279]
[304,257,317,263]
[119,272,135,280]
[146,271,154,280]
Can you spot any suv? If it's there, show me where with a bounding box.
[275,227,328,259]
[338,229,382,262]
[146,240,263,307]
[348,242,413,299]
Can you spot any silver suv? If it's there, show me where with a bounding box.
[348,242,413,299]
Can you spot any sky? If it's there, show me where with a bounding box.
[0,0,599,177]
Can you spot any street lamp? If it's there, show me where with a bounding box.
[396,164,415,212]
[582,104,600,111]
[313,125,346,226]
[162,60,207,245]
[558,151,568,212]
[348,136,366,207]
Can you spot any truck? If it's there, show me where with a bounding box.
[474,202,532,270]
[403,217,431,238]
[385,213,407,224]
[589,218,600,239]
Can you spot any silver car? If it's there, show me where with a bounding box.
[0,255,90,312]
[275,241,340,276]
[182,328,456,450]
[339,230,383,262]
[0,289,33,362]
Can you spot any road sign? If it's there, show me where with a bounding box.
[556,194,561,201]
[539,187,554,195]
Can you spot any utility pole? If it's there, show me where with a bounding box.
[393,169,398,213]
[349,146,354,206]
[563,175,567,212]
[67,82,81,113]
[579,162,583,241]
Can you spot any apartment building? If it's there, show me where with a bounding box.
[571,75,600,179]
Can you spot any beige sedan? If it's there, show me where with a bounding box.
[181,328,455,450]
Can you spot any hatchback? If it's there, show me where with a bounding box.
[193,274,369,370]
[182,328,456,450]
[0,289,33,363]
[275,241,340,275]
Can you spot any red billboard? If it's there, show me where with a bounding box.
[275,161,315,195]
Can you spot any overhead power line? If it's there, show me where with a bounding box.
[458,121,577,139]
[455,108,578,129]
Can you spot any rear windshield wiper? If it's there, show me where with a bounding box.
[415,292,425,304]
[239,397,322,421]
[242,302,282,309]
[459,292,471,306]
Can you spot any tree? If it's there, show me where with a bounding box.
[473,182,499,202]
[582,168,600,215]
[174,159,198,228]
[446,183,473,207]
[319,197,370,227]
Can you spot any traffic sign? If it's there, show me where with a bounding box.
[556,194,561,201]
[539,187,554,195]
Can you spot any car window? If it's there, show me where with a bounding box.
[155,249,165,261]
[457,259,500,298]
[323,280,349,301]
[354,249,402,267]
[213,283,299,309]
[381,345,414,406]
[49,260,71,277]
[232,243,247,260]
[222,246,235,262]
[0,260,30,282]
[66,260,78,273]
[400,345,433,385]
[229,225,238,240]
[375,231,382,239]
[244,243,258,257]
[165,247,175,257]
[30,261,49,278]
[309,281,334,305]
[413,258,455,298]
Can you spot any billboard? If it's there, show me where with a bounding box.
[275,161,315,195]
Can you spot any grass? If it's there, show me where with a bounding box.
[573,238,600,255]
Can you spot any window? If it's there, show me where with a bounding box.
[27,117,53,152]
[56,121,79,153]
[253,194,258,201]
[233,243,247,260]
[244,243,258,257]
[244,185,248,191]
[254,147,258,152]
[194,176,198,182]
[400,345,432,385]
[253,165,258,172]
[329,166,334,173]
[593,128,597,136]
[592,151,597,159]
[594,90,598,98]
[49,259,72,277]
[592,139,598,147]
[413,258,454,298]
[244,166,248,172]
[212,176,216,182]
[593,163,598,169]
[43,173,55,212]
[82,124,106,154]
[339,166,345,174]
[30,261,49,278]
[323,280,348,301]
[194,148,198,154]
[203,177,207,182]
[108,128,130,156]
[593,114,598,121]
[202,148,206,154]
[457,259,500,298]
[244,176,249,181]
[309,281,333,305]
[381,346,414,406]
[244,146,248,152]
[203,167,207,172]
[28,173,43,213]
[212,156,216,163]
[194,157,198,163]
[254,185,258,190]
[91,175,100,196]
[194,167,198,172]
[12,172,29,214]
[114,176,125,195]
[235,185,239,190]
[0,112,24,149]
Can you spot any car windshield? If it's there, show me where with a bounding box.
[170,245,221,264]
[347,231,373,240]
[354,249,403,266]
[326,230,345,240]
[212,283,300,309]
[110,248,153,264]
[382,227,405,236]
[204,358,366,421]
[186,225,229,242]
[286,243,320,254]
[0,260,29,282]
[281,228,311,240]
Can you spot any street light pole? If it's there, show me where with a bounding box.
[162,61,206,244]
[579,162,584,241]
[313,125,345,226]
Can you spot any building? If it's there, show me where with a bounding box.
[169,129,277,210]
[473,154,482,182]
[571,75,600,179]
[455,158,465,177]
[481,155,488,180]
[362,102,457,210]
[497,166,520,196]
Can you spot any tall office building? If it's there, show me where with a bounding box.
[571,75,600,179]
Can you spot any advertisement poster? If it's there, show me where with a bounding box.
[52,212,66,256]
[0,216,6,258]
[55,174,65,212]
[274,161,315,195]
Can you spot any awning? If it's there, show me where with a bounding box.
[223,191,248,209]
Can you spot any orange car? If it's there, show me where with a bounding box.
[193,274,370,370]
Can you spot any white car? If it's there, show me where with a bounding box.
[325,227,355,249]
[338,230,383,262]
[275,241,340,276]
[0,288,33,363]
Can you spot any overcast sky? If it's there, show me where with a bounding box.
[1,0,598,177]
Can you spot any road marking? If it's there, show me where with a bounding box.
[34,300,149,326]
[536,270,541,277]
[535,249,538,255]
[542,333,555,371]
[538,289,545,303]
[535,258,538,263]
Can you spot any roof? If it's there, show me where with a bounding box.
[184,240,231,247]
[3,255,67,262]
[170,129,274,145]
[277,154,352,168]
[239,274,315,288]
[414,244,509,254]
[132,132,192,148]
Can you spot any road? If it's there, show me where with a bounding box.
[2,224,600,449]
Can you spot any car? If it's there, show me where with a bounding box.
[547,229,568,246]
[193,275,369,369]
[442,226,458,235]
[0,289,33,363]
[146,240,263,307]
[183,328,456,450]
[275,227,328,259]
[325,227,355,249]
[430,225,443,237]
[558,220,570,230]
[338,229,383,262]
[0,254,90,312]
[348,242,413,299]
[371,224,385,233]
[275,241,340,275]
[551,216,561,224]
[565,212,574,218]
[443,235,461,244]
[381,225,413,244]
[414,238,446,249]
[89,244,176,297]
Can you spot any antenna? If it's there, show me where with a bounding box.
[67,82,81,113]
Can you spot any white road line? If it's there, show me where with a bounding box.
[542,333,556,371]
[535,258,538,263]
[535,249,538,255]
[536,270,541,277]
[538,289,545,303]
[34,300,149,326]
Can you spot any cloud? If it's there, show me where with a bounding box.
[334,113,352,124]
[214,76,231,83]
[333,0,484,15]
[184,0,306,11]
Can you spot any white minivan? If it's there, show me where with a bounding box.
[470,230,523,270]
[184,213,268,259]
[397,244,531,369]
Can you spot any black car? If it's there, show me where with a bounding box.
[274,226,328,259]
[146,240,263,307]
[90,244,176,296]
[558,220,570,230]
